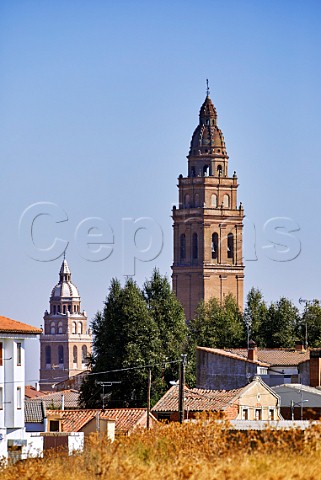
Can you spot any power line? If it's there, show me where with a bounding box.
[87,359,182,376]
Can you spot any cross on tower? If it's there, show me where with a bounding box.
[206,78,210,97]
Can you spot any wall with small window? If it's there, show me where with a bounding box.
[180,234,186,261]
[73,346,78,367]
[1,338,25,428]
[45,346,51,368]
[82,345,88,366]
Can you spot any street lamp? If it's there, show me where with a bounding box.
[291,399,308,421]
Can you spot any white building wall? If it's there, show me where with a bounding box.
[68,432,84,455]
[23,434,43,459]
[0,430,6,460]
[4,337,24,428]
[0,347,4,429]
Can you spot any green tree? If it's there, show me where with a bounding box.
[186,294,246,386]
[261,297,299,348]
[244,288,268,346]
[80,271,187,408]
[80,278,161,408]
[300,300,321,348]
[143,269,188,402]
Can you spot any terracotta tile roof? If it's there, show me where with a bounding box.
[28,389,79,409]
[152,385,244,412]
[0,316,42,335]
[197,347,269,366]
[25,400,46,423]
[47,409,101,432]
[101,408,157,434]
[228,348,310,366]
[25,385,47,399]
[46,408,157,434]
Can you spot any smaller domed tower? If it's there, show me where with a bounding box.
[39,259,92,391]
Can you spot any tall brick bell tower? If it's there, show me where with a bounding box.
[172,86,244,321]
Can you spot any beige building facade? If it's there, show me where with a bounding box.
[39,259,92,391]
[172,91,244,321]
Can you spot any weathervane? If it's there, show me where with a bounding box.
[206,78,210,97]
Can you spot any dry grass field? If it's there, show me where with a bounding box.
[2,416,321,480]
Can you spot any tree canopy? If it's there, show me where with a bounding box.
[80,270,187,408]
[186,294,246,386]
[80,277,321,407]
[244,288,300,348]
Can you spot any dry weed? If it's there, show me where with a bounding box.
[2,418,321,479]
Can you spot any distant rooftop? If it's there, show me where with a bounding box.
[197,346,310,366]
[0,316,42,335]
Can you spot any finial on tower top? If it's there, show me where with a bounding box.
[206,78,210,97]
[63,250,66,261]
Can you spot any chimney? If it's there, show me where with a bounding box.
[248,340,257,362]
[295,341,305,352]
[61,394,65,411]
[310,350,321,387]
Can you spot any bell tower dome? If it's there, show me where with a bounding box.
[39,259,92,391]
[172,87,245,321]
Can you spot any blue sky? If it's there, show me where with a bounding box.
[1,1,321,382]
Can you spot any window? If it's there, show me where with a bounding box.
[17,343,22,366]
[58,345,64,365]
[203,165,209,176]
[73,346,78,365]
[49,420,60,432]
[255,409,262,420]
[53,305,56,315]
[184,194,190,208]
[192,233,198,260]
[17,387,22,409]
[63,305,66,314]
[45,346,51,365]
[50,323,56,335]
[212,233,218,260]
[211,194,217,208]
[77,322,83,334]
[217,165,222,176]
[0,342,2,366]
[191,167,195,177]
[0,387,3,409]
[223,194,230,208]
[242,408,249,420]
[194,193,200,207]
[82,345,88,364]
[58,322,63,334]
[180,234,186,260]
[72,322,76,334]
[269,409,275,421]
[227,233,234,260]
[68,305,71,313]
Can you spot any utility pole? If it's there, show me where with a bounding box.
[179,354,187,424]
[299,298,311,349]
[147,369,151,429]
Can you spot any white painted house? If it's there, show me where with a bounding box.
[0,315,42,461]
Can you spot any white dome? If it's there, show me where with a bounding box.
[51,282,80,299]
[50,259,80,300]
